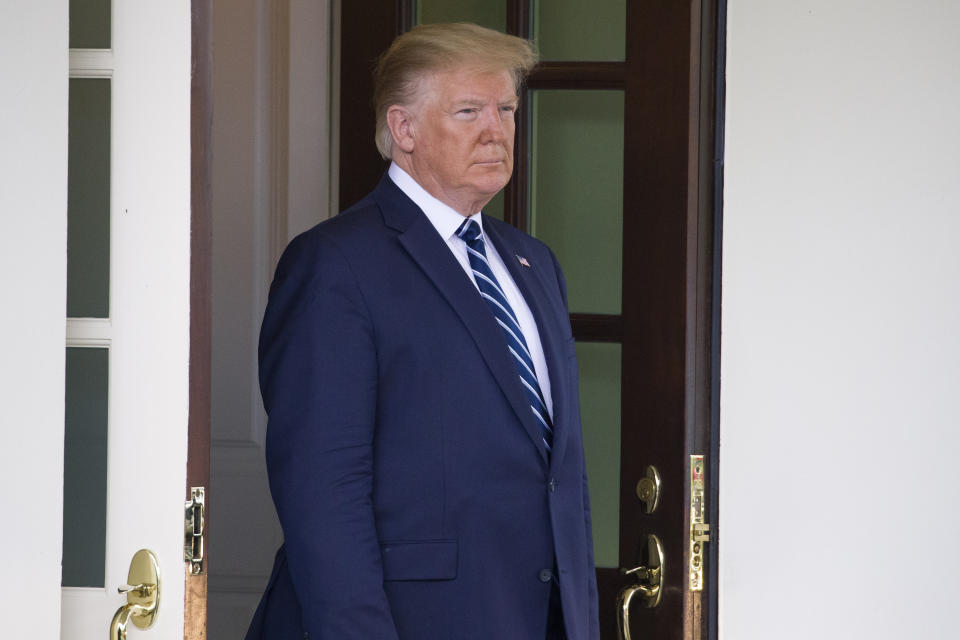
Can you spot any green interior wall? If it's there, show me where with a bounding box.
[576,342,622,568]
[62,347,109,587]
[534,0,625,61]
[70,0,111,49]
[67,78,111,318]
[530,90,624,314]
[417,0,507,32]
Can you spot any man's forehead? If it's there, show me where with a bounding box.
[425,68,516,99]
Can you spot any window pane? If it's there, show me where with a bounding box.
[530,90,623,314]
[417,0,507,32]
[534,0,624,61]
[68,78,111,318]
[70,0,111,49]
[62,347,109,588]
[577,342,621,568]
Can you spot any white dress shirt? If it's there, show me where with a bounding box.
[388,163,554,419]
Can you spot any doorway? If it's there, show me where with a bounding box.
[205,1,724,637]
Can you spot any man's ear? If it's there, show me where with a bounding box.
[386,105,416,154]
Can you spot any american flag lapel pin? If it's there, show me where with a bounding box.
[516,255,531,268]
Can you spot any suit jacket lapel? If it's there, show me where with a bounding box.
[484,219,573,471]
[374,177,550,466]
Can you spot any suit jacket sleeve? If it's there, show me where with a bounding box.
[259,229,399,639]
[550,248,601,639]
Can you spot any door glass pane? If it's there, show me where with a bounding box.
[68,78,111,318]
[63,347,109,588]
[417,0,507,32]
[534,0,625,61]
[577,341,621,569]
[530,90,623,314]
[70,0,111,49]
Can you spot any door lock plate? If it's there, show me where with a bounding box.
[184,486,205,575]
[689,455,710,591]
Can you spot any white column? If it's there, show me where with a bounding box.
[0,1,69,637]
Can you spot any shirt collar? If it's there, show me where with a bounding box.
[388,162,483,241]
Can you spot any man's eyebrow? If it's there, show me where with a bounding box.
[451,99,486,108]
[450,96,519,108]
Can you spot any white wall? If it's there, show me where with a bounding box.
[721,1,960,637]
[0,1,67,637]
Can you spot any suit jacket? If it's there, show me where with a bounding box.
[246,175,600,640]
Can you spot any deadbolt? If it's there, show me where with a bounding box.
[635,465,661,514]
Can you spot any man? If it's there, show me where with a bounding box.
[246,23,599,640]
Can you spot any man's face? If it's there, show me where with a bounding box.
[407,68,518,214]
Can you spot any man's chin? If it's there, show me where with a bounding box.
[471,168,511,190]
[474,181,510,201]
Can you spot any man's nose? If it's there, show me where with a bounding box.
[479,107,508,143]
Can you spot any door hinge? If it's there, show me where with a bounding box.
[184,486,205,575]
[689,455,710,591]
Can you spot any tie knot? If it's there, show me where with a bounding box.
[456,218,482,246]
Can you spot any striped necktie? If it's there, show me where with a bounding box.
[456,218,553,454]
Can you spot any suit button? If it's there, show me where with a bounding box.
[538,569,553,583]
[548,478,557,493]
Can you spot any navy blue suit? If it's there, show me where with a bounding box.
[246,175,600,640]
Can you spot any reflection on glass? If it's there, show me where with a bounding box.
[534,0,625,61]
[530,90,623,314]
[70,0,112,49]
[68,78,111,318]
[577,342,621,568]
[417,0,507,32]
[62,347,109,588]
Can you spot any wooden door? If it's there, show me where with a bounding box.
[338,2,722,637]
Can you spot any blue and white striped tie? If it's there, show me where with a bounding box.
[456,218,553,454]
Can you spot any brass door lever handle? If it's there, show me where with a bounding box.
[118,583,156,597]
[110,550,160,640]
[110,603,154,640]
[616,534,665,640]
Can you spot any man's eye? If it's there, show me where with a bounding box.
[458,108,478,116]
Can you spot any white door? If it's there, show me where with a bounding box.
[60,1,193,638]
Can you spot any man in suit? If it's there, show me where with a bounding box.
[246,23,600,640]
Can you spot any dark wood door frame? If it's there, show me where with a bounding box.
[338,2,725,638]
[187,0,212,637]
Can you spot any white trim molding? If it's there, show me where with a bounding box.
[69,49,114,77]
[66,318,112,347]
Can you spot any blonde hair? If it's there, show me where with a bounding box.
[373,23,538,160]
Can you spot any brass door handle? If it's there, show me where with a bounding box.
[617,534,665,640]
[110,549,160,640]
